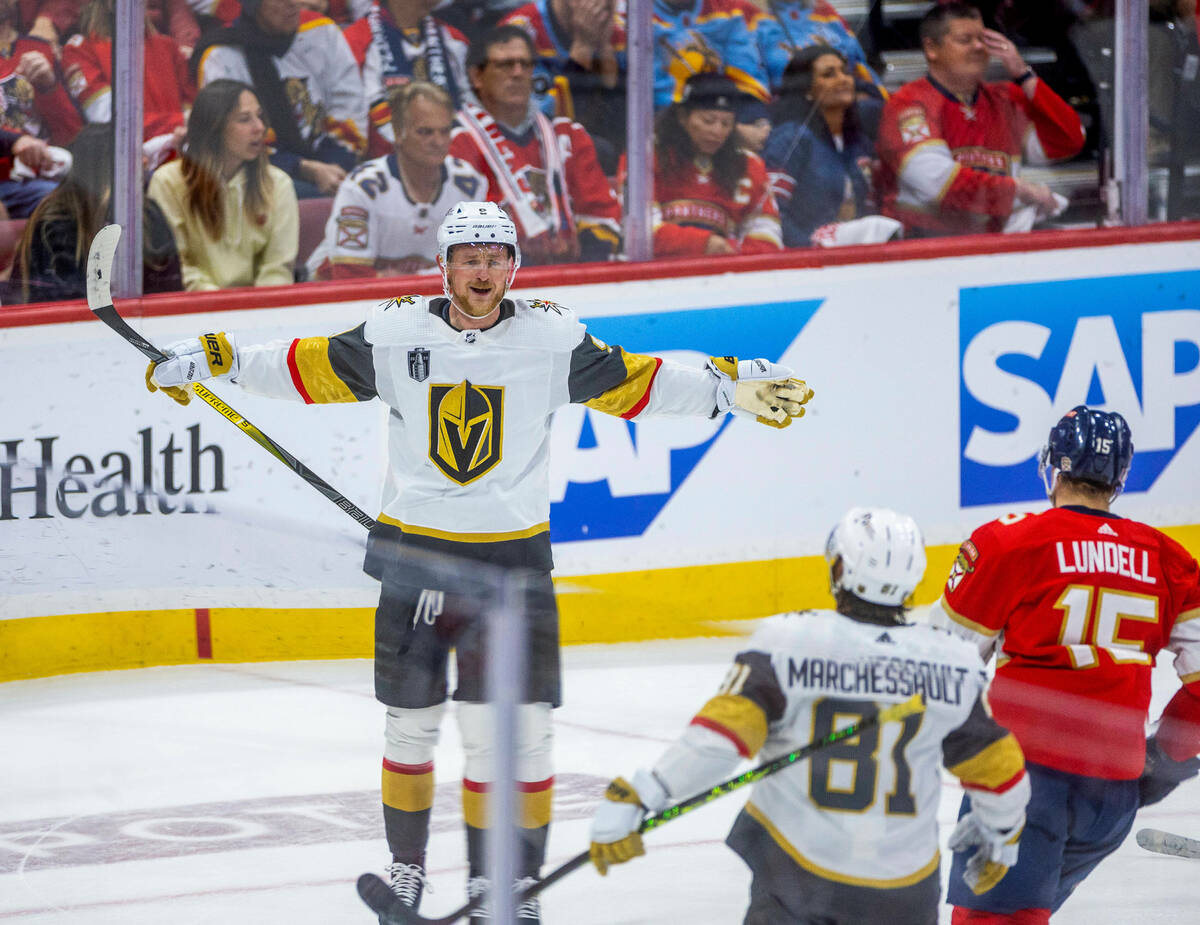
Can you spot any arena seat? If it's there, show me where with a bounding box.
[296,196,334,273]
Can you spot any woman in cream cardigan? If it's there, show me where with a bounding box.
[149,79,299,291]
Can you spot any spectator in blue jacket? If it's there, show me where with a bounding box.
[761,46,883,247]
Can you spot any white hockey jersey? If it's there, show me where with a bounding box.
[306,154,489,280]
[233,295,718,542]
[651,611,1027,886]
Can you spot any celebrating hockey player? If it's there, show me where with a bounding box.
[143,201,813,923]
[590,507,1030,924]
[931,407,1200,923]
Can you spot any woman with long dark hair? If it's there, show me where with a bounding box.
[148,79,298,290]
[11,123,181,303]
[762,46,885,247]
[632,72,782,258]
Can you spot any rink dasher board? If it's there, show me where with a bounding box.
[1,237,1198,679]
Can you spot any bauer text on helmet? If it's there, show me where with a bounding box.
[825,507,927,607]
[437,201,521,268]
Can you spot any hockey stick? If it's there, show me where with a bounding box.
[85,224,377,529]
[1136,827,1200,859]
[357,693,926,925]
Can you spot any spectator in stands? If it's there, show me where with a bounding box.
[755,0,887,99]
[499,0,627,173]
[763,47,895,247]
[876,2,1084,237]
[17,0,199,53]
[308,81,488,279]
[451,24,621,264]
[0,0,82,220]
[63,0,195,172]
[148,79,299,290]
[343,0,472,158]
[11,123,181,302]
[653,0,770,110]
[193,0,368,198]
[631,71,782,257]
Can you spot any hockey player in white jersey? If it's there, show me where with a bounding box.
[144,201,814,923]
[590,508,1031,924]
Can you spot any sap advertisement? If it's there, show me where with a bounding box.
[1,238,1198,621]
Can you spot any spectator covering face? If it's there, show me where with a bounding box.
[924,12,990,89]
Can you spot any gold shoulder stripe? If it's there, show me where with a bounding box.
[584,351,662,419]
[692,694,768,758]
[1176,606,1200,624]
[948,733,1025,791]
[287,337,358,404]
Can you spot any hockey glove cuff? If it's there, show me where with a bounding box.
[1139,736,1200,807]
[706,356,814,428]
[147,333,240,402]
[589,769,668,875]
[949,811,1023,895]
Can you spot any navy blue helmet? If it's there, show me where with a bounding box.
[1038,405,1134,498]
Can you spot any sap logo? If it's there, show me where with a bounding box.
[959,270,1200,506]
[548,300,820,542]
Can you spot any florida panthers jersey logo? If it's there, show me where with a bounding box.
[429,380,504,485]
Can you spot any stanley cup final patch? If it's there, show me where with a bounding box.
[408,348,431,382]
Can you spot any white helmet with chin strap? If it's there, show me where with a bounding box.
[437,201,521,299]
[825,507,927,608]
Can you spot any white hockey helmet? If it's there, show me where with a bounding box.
[824,507,927,608]
[437,201,521,270]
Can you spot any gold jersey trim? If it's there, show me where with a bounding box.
[377,512,550,543]
[745,801,940,888]
[947,733,1025,791]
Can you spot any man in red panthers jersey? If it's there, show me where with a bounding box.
[875,2,1084,237]
[931,406,1200,924]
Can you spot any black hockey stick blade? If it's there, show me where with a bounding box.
[355,694,925,924]
[85,224,378,530]
[1136,827,1200,859]
[358,873,410,923]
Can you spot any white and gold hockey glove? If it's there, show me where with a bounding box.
[706,356,814,429]
[589,769,669,875]
[146,332,239,406]
[949,811,1024,895]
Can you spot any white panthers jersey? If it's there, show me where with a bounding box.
[233,295,717,540]
[307,154,489,279]
[652,611,1026,886]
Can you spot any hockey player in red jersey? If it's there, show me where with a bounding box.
[932,406,1200,923]
[592,508,1030,924]
[875,2,1084,237]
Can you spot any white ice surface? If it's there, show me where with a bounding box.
[2,638,1199,923]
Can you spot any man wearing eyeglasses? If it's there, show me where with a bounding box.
[450,24,622,265]
[144,201,814,923]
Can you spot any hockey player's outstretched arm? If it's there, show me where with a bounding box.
[943,693,1029,894]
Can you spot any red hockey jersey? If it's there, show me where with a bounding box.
[449,110,620,264]
[934,506,1200,779]
[62,31,194,139]
[624,149,782,257]
[875,75,1082,235]
[0,35,81,149]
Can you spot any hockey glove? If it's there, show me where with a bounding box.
[1139,736,1200,807]
[589,769,669,875]
[949,812,1023,895]
[146,333,239,406]
[706,356,814,429]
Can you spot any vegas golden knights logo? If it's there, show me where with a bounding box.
[429,380,504,485]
